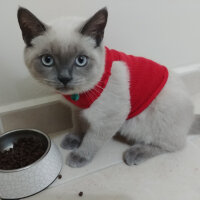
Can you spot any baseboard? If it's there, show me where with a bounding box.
[0,94,60,115]
[0,101,72,134]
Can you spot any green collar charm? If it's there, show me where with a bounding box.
[71,94,80,101]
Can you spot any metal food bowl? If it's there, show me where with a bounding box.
[0,129,62,199]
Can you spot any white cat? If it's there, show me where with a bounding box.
[18,7,196,168]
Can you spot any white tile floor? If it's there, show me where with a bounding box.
[27,94,200,200]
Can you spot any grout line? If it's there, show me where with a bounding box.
[50,161,123,189]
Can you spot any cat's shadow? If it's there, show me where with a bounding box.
[113,132,135,146]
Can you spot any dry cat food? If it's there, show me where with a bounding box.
[58,174,62,179]
[79,192,83,197]
[0,137,46,170]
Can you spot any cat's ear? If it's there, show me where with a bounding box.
[80,7,108,47]
[17,7,47,46]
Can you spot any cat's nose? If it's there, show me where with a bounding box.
[58,76,72,85]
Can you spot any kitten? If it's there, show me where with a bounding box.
[17,7,196,168]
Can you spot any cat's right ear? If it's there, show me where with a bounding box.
[80,7,108,47]
[17,7,47,46]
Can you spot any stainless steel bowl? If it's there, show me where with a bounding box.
[0,129,62,199]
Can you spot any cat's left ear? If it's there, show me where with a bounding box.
[17,7,47,46]
[80,7,108,47]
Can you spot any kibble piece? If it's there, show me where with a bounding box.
[79,192,83,197]
[58,174,62,179]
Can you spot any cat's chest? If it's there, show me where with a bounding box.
[61,60,130,113]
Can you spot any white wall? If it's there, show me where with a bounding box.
[0,0,200,107]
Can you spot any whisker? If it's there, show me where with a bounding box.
[95,84,104,91]
[83,89,95,103]
[85,91,94,103]
[43,79,57,83]
[43,80,61,87]
[88,88,101,101]
[72,79,85,84]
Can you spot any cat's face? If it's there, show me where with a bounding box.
[18,7,108,94]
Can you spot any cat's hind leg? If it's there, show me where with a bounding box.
[121,71,194,166]
[123,143,166,165]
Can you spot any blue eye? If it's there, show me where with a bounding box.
[75,55,88,67]
[41,55,54,67]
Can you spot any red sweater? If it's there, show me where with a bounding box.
[63,47,168,120]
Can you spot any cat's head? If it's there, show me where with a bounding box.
[17,7,108,94]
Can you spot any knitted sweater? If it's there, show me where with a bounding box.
[63,47,168,119]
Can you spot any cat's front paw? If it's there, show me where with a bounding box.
[66,150,91,168]
[60,133,81,150]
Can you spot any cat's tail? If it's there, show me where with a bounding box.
[189,114,200,134]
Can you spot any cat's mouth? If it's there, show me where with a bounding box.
[56,87,72,92]
[55,85,76,94]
